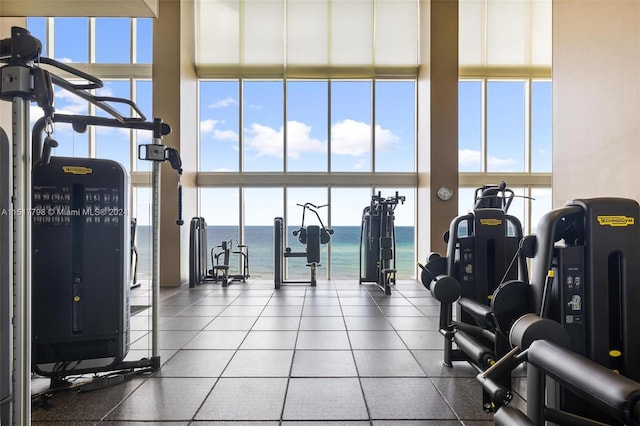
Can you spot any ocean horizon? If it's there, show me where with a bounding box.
[135,225,416,281]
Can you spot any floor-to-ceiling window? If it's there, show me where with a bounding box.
[198,79,417,280]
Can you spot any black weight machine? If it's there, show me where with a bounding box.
[274,202,333,288]
[418,182,529,411]
[359,191,405,295]
[0,27,180,424]
[210,239,250,284]
[484,197,640,424]
[188,217,250,288]
[435,196,640,422]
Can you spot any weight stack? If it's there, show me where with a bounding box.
[32,156,130,377]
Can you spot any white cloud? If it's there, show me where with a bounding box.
[244,120,326,159]
[488,155,517,169]
[458,148,518,171]
[201,119,239,142]
[459,149,481,167]
[331,119,399,157]
[242,119,400,160]
[286,121,326,159]
[208,96,237,109]
[244,123,283,158]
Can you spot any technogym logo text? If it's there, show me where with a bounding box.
[597,215,635,227]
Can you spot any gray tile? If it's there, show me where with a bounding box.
[160,316,213,331]
[252,316,300,330]
[291,350,358,377]
[412,350,478,378]
[223,350,294,377]
[32,377,145,422]
[341,305,385,316]
[107,377,216,421]
[184,330,248,350]
[195,378,288,421]
[379,306,426,317]
[396,330,443,350]
[205,316,257,330]
[303,297,341,305]
[240,330,298,349]
[348,331,407,349]
[387,316,438,331]
[100,422,189,426]
[128,330,198,351]
[176,305,227,317]
[220,305,266,316]
[283,422,370,426]
[301,305,343,316]
[361,378,456,420]
[231,297,271,305]
[283,378,368,420]
[267,296,305,305]
[157,349,235,377]
[191,422,278,426]
[261,305,304,316]
[296,330,351,349]
[196,295,240,306]
[372,421,461,426]
[353,350,426,377]
[374,297,413,306]
[431,377,494,421]
[418,306,442,317]
[299,316,346,330]
[344,316,394,331]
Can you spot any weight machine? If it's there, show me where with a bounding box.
[0,27,178,425]
[359,191,405,295]
[274,203,333,288]
[418,182,528,411]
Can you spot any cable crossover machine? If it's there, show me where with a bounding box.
[359,192,405,295]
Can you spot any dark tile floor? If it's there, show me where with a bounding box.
[31,279,525,425]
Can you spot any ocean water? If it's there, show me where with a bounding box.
[136,225,415,281]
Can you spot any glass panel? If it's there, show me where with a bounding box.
[95,80,131,170]
[373,187,415,279]
[200,188,240,256]
[50,85,89,158]
[487,81,525,172]
[286,81,328,172]
[54,18,88,63]
[134,187,152,281]
[27,17,47,58]
[136,18,153,64]
[135,80,152,172]
[244,188,283,279]
[331,81,371,172]
[200,81,240,171]
[506,187,526,235]
[243,80,284,172]
[286,188,328,280]
[331,188,372,279]
[95,18,130,63]
[531,80,552,172]
[375,81,415,172]
[458,187,476,216]
[531,187,552,234]
[459,80,482,172]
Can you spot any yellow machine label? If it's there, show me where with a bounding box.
[480,218,502,226]
[597,215,635,227]
[62,166,93,175]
